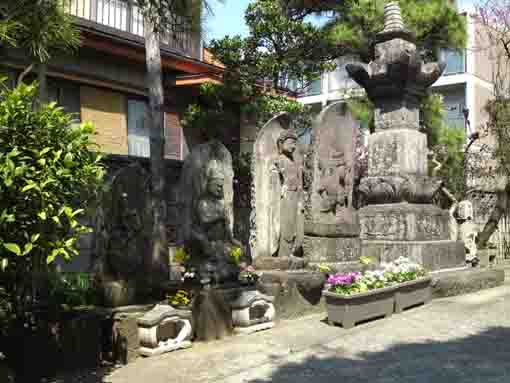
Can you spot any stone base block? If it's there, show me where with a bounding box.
[303,236,361,264]
[257,271,326,319]
[233,322,275,335]
[361,240,465,271]
[253,256,307,270]
[360,203,450,241]
[139,340,192,357]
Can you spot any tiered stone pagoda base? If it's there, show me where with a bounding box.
[360,203,465,270]
[303,236,361,269]
[361,240,465,270]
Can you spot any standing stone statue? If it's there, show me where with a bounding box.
[178,141,240,285]
[456,201,479,266]
[92,164,152,307]
[303,102,360,267]
[346,2,464,270]
[251,113,305,269]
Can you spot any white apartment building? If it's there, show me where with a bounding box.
[297,9,495,139]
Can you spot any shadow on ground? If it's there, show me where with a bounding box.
[247,326,510,383]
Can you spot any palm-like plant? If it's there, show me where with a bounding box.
[0,0,81,103]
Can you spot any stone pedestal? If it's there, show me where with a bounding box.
[137,305,193,357]
[231,290,275,334]
[360,204,464,270]
[303,236,361,268]
[361,240,465,270]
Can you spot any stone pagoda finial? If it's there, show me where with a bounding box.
[382,2,405,33]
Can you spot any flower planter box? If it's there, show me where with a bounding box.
[323,285,396,329]
[393,276,432,313]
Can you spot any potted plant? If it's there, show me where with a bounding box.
[323,271,396,329]
[167,289,193,310]
[382,257,431,313]
[238,264,259,285]
[323,257,431,328]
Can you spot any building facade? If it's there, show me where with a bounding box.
[1,0,229,161]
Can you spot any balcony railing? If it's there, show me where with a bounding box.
[67,0,201,59]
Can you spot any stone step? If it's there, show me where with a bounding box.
[430,266,505,298]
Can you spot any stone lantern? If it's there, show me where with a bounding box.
[346,2,465,269]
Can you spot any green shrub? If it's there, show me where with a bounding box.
[47,272,97,307]
[0,82,104,312]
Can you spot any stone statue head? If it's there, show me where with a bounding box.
[277,130,298,158]
[206,160,225,199]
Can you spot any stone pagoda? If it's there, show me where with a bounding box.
[346,1,464,270]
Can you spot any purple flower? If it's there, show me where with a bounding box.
[327,272,361,286]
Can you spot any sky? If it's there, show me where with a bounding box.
[204,0,477,43]
[204,0,251,43]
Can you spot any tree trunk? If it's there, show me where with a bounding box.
[144,20,169,287]
[37,62,48,106]
[477,187,509,249]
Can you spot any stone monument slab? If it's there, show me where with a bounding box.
[251,113,305,268]
[303,102,361,266]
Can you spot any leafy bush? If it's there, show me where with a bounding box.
[47,272,97,307]
[0,82,104,311]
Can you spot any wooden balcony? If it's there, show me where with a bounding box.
[67,0,202,60]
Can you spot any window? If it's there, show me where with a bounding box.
[48,80,81,121]
[305,78,322,96]
[441,49,466,75]
[164,109,184,160]
[127,99,150,158]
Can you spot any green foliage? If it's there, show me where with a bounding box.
[486,99,510,177]
[325,0,467,61]
[0,83,105,272]
[229,246,243,265]
[209,0,339,91]
[434,126,466,199]
[421,93,448,147]
[167,289,192,306]
[47,272,97,307]
[346,95,374,132]
[0,0,81,64]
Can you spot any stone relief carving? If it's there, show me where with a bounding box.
[92,164,151,307]
[250,113,304,261]
[178,141,240,285]
[305,101,359,239]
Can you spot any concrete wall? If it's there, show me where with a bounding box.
[474,83,494,138]
[473,21,498,84]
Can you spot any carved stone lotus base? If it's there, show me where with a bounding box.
[361,239,465,271]
[137,305,193,357]
[303,236,361,265]
[231,290,275,334]
[360,203,450,241]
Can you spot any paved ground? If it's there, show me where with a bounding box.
[69,281,510,383]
